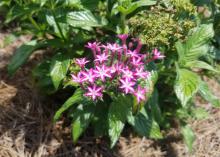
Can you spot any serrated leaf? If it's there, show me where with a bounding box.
[67,11,106,28]
[184,60,217,72]
[198,81,220,107]
[108,95,133,147]
[53,88,83,122]
[128,107,162,139]
[71,102,94,143]
[181,125,195,152]
[174,69,200,107]
[50,53,70,90]
[8,40,41,75]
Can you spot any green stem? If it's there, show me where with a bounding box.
[120,14,126,34]
[53,12,66,41]
[28,15,41,31]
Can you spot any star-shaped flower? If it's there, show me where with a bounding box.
[127,50,140,58]
[153,48,165,60]
[107,43,122,52]
[134,66,149,79]
[71,72,84,83]
[94,53,109,64]
[94,65,111,81]
[133,86,147,103]
[122,68,134,80]
[81,69,96,83]
[110,62,123,74]
[84,85,103,100]
[118,34,128,44]
[131,56,144,67]
[75,58,89,68]
[119,78,135,94]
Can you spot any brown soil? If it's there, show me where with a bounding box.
[0,31,220,157]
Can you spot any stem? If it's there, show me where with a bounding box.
[120,14,126,34]
[28,15,41,31]
[52,11,66,42]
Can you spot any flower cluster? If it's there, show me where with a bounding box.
[71,35,164,103]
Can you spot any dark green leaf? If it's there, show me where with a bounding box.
[108,95,133,147]
[8,40,41,75]
[174,69,200,107]
[53,88,83,122]
[71,102,94,143]
[128,107,162,139]
[93,102,109,137]
[50,53,70,90]
[147,90,163,124]
[181,125,195,152]
[67,11,106,29]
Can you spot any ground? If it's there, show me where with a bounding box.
[0,31,220,157]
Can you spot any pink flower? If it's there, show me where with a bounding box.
[84,85,103,100]
[94,65,111,81]
[119,78,135,94]
[107,43,122,52]
[110,63,123,74]
[131,56,143,66]
[134,86,147,103]
[81,69,96,83]
[153,49,165,60]
[75,58,89,68]
[118,34,128,44]
[71,72,83,83]
[122,68,134,80]
[85,42,101,57]
[134,66,149,79]
[94,53,109,64]
[127,50,139,58]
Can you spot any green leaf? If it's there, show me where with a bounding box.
[134,0,157,7]
[67,11,106,29]
[128,107,162,139]
[198,81,220,107]
[50,53,70,90]
[108,95,133,147]
[45,10,69,39]
[93,102,109,137]
[71,102,94,143]
[191,107,209,119]
[8,40,41,75]
[144,70,158,98]
[5,4,39,23]
[174,69,200,107]
[53,88,83,122]
[175,41,185,63]
[184,60,218,72]
[177,24,214,62]
[147,90,163,124]
[181,125,195,152]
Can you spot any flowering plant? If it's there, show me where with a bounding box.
[71,35,164,103]
[54,35,164,147]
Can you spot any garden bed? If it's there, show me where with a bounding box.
[1,32,220,157]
